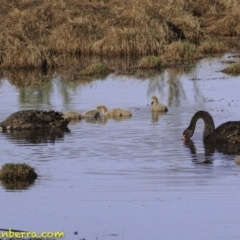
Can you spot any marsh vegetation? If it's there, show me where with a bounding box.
[222,62,240,75]
[0,163,37,181]
[1,0,240,70]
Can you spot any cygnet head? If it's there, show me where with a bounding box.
[235,156,240,165]
[96,105,108,114]
[151,95,159,105]
[82,109,100,119]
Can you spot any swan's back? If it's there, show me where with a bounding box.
[108,108,132,117]
[207,121,240,143]
[0,110,71,130]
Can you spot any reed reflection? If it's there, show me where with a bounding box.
[1,69,99,108]
[147,66,204,107]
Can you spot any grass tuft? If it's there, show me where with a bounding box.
[198,39,226,54]
[164,40,201,63]
[222,63,240,75]
[0,163,37,182]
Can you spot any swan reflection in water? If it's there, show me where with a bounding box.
[183,139,240,164]
[1,128,70,144]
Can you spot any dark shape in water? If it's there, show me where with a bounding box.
[184,139,213,164]
[183,110,240,143]
[0,110,71,131]
[2,128,69,144]
[0,179,36,190]
[184,139,240,164]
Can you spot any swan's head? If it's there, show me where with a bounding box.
[151,95,159,105]
[182,127,194,141]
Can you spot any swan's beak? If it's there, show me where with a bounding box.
[182,135,187,140]
[151,101,154,105]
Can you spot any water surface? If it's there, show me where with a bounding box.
[0,53,240,240]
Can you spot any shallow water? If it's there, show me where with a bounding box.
[1,53,240,240]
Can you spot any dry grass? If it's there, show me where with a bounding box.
[163,40,201,64]
[139,40,201,69]
[2,45,53,69]
[198,39,227,54]
[0,0,240,68]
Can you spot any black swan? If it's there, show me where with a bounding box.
[0,110,71,130]
[182,110,240,143]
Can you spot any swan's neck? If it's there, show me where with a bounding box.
[189,111,215,139]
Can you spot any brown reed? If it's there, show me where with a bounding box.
[0,0,240,68]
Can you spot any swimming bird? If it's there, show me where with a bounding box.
[0,110,71,130]
[63,110,99,120]
[63,111,81,120]
[82,110,100,119]
[235,156,240,164]
[182,110,240,143]
[96,105,132,117]
[151,95,168,112]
